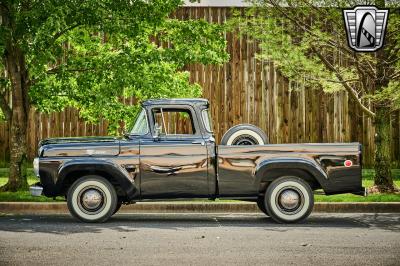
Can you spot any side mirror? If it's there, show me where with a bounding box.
[153,123,162,141]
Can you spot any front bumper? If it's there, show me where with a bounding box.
[30,183,43,197]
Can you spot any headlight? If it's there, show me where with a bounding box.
[33,158,39,177]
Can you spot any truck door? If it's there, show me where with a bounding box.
[139,106,209,198]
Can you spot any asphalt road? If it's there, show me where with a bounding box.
[0,213,399,266]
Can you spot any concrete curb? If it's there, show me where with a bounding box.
[0,202,399,214]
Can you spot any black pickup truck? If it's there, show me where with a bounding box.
[32,98,366,223]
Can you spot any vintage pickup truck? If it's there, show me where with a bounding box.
[32,98,366,223]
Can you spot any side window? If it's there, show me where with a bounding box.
[152,108,195,135]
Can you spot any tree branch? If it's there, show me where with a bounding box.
[307,77,360,84]
[291,0,345,35]
[353,54,373,94]
[0,2,9,12]
[47,67,94,74]
[388,47,400,61]
[390,70,400,80]
[354,53,376,80]
[52,23,81,43]
[312,48,376,118]
[267,0,356,56]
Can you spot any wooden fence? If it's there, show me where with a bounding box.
[0,7,399,167]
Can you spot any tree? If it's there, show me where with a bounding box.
[230,0,399,192]
[0,0,228,191]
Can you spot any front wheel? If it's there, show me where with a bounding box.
[67,175,117,223]
[264,176,314,223]
[113,201,123,215]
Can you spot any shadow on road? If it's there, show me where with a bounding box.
[0,213,398,235]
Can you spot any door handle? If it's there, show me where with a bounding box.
[150,166,182,174]
[192,140,205,145]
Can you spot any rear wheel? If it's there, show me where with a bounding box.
[67,175,117,223]
[264,176,314,223]
[221,124,268,145]
[256,198,270,216]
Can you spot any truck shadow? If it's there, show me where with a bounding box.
[0,213,398,235]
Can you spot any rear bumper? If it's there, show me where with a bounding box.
[351,187,368,197]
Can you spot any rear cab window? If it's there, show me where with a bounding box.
[202,109,213,133]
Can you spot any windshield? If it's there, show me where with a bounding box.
[130,108,149,135]
[202,109,213,132]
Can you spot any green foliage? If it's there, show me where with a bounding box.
[229,0,400,112]
[1,0,228,134]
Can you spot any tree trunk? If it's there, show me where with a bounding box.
[373,107,394,192]
[3,112,29,192]
[0,43,30,192]
[372,0,395,192]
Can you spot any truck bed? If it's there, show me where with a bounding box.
[217,143,363,198]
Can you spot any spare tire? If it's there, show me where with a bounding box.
[221,124,268,145]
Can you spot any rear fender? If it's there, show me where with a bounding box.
[254,158,329,191]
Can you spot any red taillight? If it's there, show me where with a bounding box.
[344,160,353,167]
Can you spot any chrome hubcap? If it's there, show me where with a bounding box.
[279,189,300,210]
[81,189,103,210]
[233,135,258,145]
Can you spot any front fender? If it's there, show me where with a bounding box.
[58,159,139,199]
[254,158,329,190]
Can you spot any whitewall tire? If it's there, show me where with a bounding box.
[67,175,117,223]
[264,176,314,223]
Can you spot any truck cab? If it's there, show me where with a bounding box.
[129,99,216,199]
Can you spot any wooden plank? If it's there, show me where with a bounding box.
[34,110,40,154]
[254,40,262,129]
[252,41,258,127]
[225,8,233,130]
[269,61,276,143]
[71,110,78,137]
[221,7,228,138]
[277,75,284,143]
[290,84,298,143]
[239,8,246,125]
[262,55,270,136]
[231,16,240,126]
[42,113,49,140]
[320,90,327,142]
[65,107,71,137]
[27,108,37,159]
[343,91,349,142]
[312,89,319,142]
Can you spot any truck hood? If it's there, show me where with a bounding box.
[39,137,121,157]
